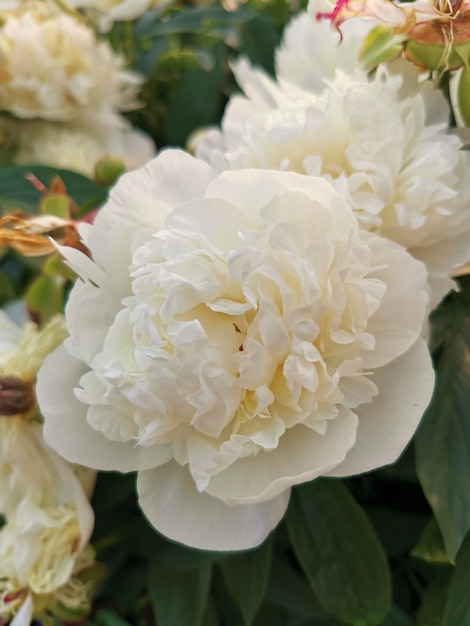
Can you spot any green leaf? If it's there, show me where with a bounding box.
[443,531,470,625]
[213,566,246,626]
[94,609,133,626]
[253,604,287,626]
[286,479,392,625]
[267,558,331,619]
[166,43,226,146]
[148,559,212,626]
[238,14,280,75]
[411,518,450,565]
[219,540,272,625]
[148,5,255,36]
[415,287,470,561]
[148,531,226,571]
[359,25,403,68]
[202,595,221,626]
[417,570,452,626]
[0,165,107,215]
[457,65,470,127]
[366,506,427,559]
[383,605,414,626]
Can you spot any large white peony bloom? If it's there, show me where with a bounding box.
[195,57,470,309]
[0,3,141,124]
[0,312,95,624]
[38,150,434,551]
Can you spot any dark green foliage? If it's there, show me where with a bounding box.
[416,284,470,561]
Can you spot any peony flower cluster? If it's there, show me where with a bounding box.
[195,10,470,309]
[38,149,435,551]
[0,312,96,625]
[0,1,140,124]
[0,0,154,176]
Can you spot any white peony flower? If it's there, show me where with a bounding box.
[65,0,171,32]
[37,149,434,551]
[276,6,374,91]
[12,118,155,177]
[195,58,470,309]
[0,312,95,624]
[0,510,96,626]
[0,3,141,124]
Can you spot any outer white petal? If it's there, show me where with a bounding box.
[205,407,357,505]
[44,448,95,550]
[37,345,165,472]
[137,462,290,551]
[63,277,120,365]
[4,424,96,550]
[363,231,428,368]
[85,150,219,287]
[327,339,434,477]
[10,593,33,626]
[204,169,357,237]
[94,149,218,236]
[53,243,106,288]
[276,9,372,91]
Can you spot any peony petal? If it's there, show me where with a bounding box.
[11,592,33,626]
[95,149,217,236]
[205,406,358,504]
[205,168,356,237]
[327,339,434,477]
[37,345,162,472]
[54,242,106,287]
[137,462,290,551]
[165,198,250,253]
[64,278,120,365]
[26,426,95,549]
[364,231,428,368]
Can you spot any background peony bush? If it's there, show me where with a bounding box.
[1,0,470,623]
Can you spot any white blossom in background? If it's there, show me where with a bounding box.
[0,312,95,624]
[38,149,434,552]
[65,0,171,31]
[195,53,470,309]
[0,508,96,626]
[0,2,141,124]
[275,4,375,91]
[12,119,155,177]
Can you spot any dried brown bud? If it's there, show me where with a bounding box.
[0,376,35,416]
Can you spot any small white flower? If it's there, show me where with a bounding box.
[195,57,470,308]
[38,150,434,551]
[0,4,141,124]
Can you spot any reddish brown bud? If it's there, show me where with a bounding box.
[0,376,35,416]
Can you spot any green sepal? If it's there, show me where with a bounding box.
[360,25,404,69]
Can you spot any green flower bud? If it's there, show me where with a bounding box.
[94,156,126,186]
